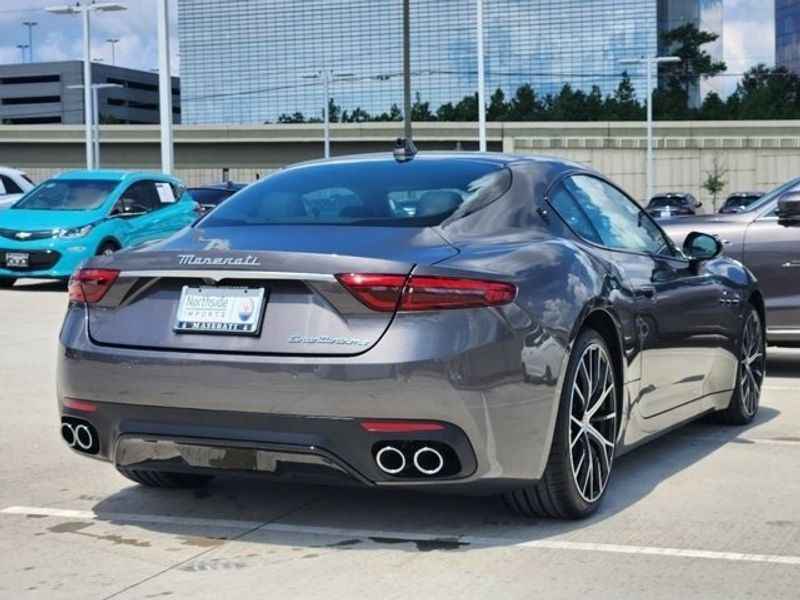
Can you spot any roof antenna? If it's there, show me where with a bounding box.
[393,137,417,163]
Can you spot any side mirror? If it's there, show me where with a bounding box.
[683,231,722,263]
[777,192,800,224]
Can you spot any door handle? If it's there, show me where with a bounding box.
[634,286,656,300]
[781,260,800,268]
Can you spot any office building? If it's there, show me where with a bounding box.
[178,0,722,124]
[0,61,180,125]
[776,0,800,72]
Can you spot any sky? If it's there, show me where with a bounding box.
[0,0,776,98]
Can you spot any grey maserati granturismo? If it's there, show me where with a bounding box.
[57,146,765,518]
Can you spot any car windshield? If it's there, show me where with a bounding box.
[200,158,512,227]
[741,177,800,214]
[13,179,117,211]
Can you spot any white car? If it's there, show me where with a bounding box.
[0,167,35,210]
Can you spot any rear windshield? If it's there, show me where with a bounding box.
[649,196,686,208]
[200,158,511,227]
[14,179,117,211]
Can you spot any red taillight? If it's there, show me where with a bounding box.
[336,273,407,311]
[68,268,119,304]
[360,420,445,433]
[63,398,97,413]
[337,273,516,312]
[401,276,517,310]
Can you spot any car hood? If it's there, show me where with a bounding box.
[0,208,104,230]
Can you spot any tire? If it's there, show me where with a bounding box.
[0,278,16,288]
[116,468,214,489]
[711,304,765,425]
[96,242,119,256]
[505,328,618,519]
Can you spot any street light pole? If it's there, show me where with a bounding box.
[68,83,122,169]
[22,22,37,63]
[322,70,330,159]
[46,3,127,170]
[402,0,411,139]
[107,38,119,66]
[16,44,28,63]
[156,0,174,174]
[476,0,486,152]
[619,55,681,203]
[303,71,353,159]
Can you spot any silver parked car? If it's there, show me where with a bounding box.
[58,149,765,519]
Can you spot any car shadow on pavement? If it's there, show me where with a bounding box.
[88,403,780,552]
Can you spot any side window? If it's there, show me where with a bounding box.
[1,175,22,194]
[548,183,602,244]
[116,181,158,214]
[563,175,672,255]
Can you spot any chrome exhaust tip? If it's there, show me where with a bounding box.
[61,422,76,448]
[375,445,406,474]
[74,424,94,451]
[413,446,444,476]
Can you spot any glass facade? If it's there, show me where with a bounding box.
[177,1,716,125]
[776,0,800,73]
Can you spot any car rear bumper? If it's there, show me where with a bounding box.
[57,305,566,490]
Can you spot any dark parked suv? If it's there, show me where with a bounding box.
[646,193,701,218]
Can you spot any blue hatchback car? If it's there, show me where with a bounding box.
[0,170,198,285]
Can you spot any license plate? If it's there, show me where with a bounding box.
[174,286,266,335]
[660,209,671,218]
[5,252,29,268]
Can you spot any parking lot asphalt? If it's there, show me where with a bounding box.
[1,279,799,600]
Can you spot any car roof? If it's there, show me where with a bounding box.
[51,170,180,183]
[189,182,247,190]
[288,151,582,171]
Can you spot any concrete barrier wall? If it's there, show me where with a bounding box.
[1,121,799,208]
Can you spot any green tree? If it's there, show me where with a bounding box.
[277,112,306,123]
[605,72,644,120]
[728,64,800,119]
[411,92,435,121]
[375,103,403,122]
[487,87,509,121]
[697,91,728,120]
[507,83,545,121]
[701,156,727,211]
[659,23,727,105]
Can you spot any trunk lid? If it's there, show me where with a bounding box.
[86,225,457,355]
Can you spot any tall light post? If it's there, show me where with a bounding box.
[22,22,37,63]
[46,3,127,170]
[476,0,486,152]
[156,0,173,174]
[107,38,119,65]
[402,0,411,140]
[16,44,28,63]
[303,71,354,159]
[68,83,122,169]
[619,56,681,203]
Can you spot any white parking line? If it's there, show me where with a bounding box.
[763,385,798,392]
[4,505,800,567]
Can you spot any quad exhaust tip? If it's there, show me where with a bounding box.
[61,422,76,447]
[374,444,446,477]
[74,424,94,451]
[413,446,444,476]
[375,445,406,474]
